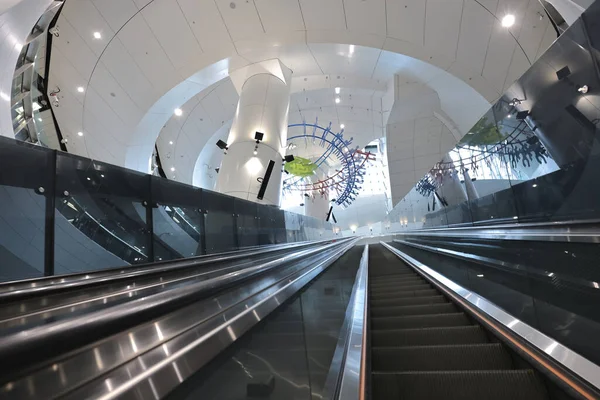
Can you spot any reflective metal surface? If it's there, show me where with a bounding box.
[0,239,358,399]
[0,239,353,373]
[336,245,368,400]
[380,241,600,393]
[395,220,600,243]
[0,238,333,297]
[62,239,359,400]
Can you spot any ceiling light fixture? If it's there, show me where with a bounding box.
[578,85,589,94]
[169,140,173,145]
[174,108,183,116]
[349,44,355,56]
[335,87,341,94]
[77,86,85,93]
[170,167,175,172]
[77,131,83,136]
[93,31,102,39]
[340,124,345,129]
[335,97,341,104]
[501,14,515,28]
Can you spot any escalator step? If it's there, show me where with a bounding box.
[370,284,432,294]
[370,295,446,308]
[370,289,439,300]
[369,268,419,282]
[371,313,471,330]
[371,303,456,318]
[372,343,513,371]
[372,326,488,347]
[370,279,424,288]
[370,272,419,279]
[372,370,548,400]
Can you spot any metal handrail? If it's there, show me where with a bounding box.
[393,219,600,243]
[2,238,359,399]
[326,244,369,400]
[0,239,354,375]
[0,238,338,300]
[380,241,600,399]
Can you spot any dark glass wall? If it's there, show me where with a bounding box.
[0,136,337,282]
[385,1,600,230]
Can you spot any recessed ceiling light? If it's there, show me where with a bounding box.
[170,167,175,172]
[77,131,83,136]
[174,108,183,116]
[340,124,345,129]
[169,140,173,145]
[335,87,341,94]
[93,31,102,39]
[501,14,515,28]
[77,86,85,93]
[335,97,341,104]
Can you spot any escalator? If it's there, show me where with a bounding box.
[369,244,549,400]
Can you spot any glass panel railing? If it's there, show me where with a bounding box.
[0,135,338,282]
[0,139,53,281]
[385,1,600,230]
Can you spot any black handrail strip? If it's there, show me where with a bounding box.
[0,239,337,302]
[0,239,354,374]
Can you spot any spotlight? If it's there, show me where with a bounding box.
[508,98,524,106]
[556,66,571,81]
[335,97,341,104]
[501,14,515,28]
[216,140,228,150]
[284,155,295,163]
[253,149,258,155]
[254,131,264,142]
[578,85,589,94]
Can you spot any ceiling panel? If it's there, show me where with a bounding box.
[214,0,264,42]
[239,44,323,76]
[481,21,517,92]
[52,17,98,80]
[177,0,235,53]
[141,0,203,69]
[117,13,181,95]
[299,0,346,31]
[255,0,305,33]
[101,38,160,111]
[516,0,549,62]
[133,0,151,8]
[343,0,386,36]
[424,0,463,61]
[455,0,495,74]
[535,22,556,61]
[503,44,530,92]
[61,0,114,57]
[92,0,139,32]
[308,43,381,76]
[47,46,87,99]
[88,62,144,130]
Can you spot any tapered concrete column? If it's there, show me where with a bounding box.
[215,60,292,206]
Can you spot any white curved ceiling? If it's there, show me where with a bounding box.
[47,0,557,175]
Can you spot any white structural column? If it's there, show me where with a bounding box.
[305,174,330,220]
[215,60,292,206]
